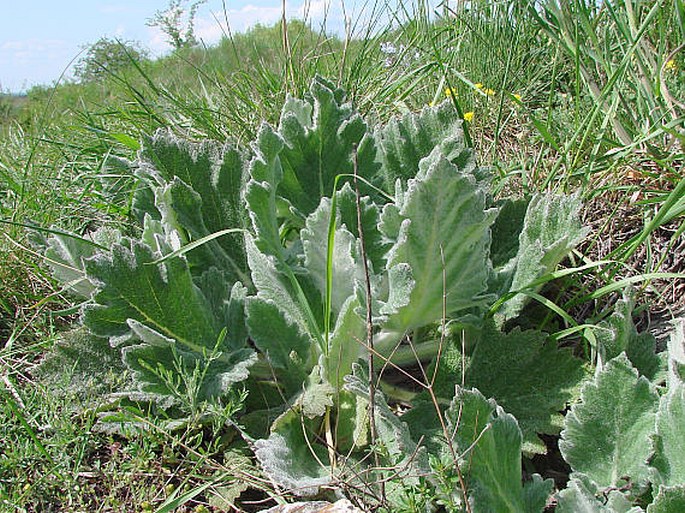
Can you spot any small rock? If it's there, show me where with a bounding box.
[260,499,365,513]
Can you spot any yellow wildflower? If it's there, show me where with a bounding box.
[513,93,522,102]
[428,101,435,107]
[665,59,677,71]
[474,83,495,95]
[444,87,457,97]
[463,111,474,122]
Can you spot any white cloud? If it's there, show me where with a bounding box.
[146,4,284,54]
[199,4,283,37]
[146,26,173,55]
[0,38,74,92]
[194,15,229,43]
[193,0,355,41]
[0,39,72,68]
[299,0,338,23]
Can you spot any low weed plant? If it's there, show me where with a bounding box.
[0,0,683,511]
[24,77,685,512]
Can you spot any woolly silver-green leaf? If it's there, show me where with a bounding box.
[374,101,480,188]
[466,324,586,454]
[496,193,587,320]
[446,388,554,513]
[133,128,248,280]
[83,240,254,404]
[652,381,685,486]
[301,195,362,316]
[382,149,497,333]
[594,292,660,379]
[647,486,685,513]
[560,354,659,489]
[556,477,644,513]
[254,409,333,496]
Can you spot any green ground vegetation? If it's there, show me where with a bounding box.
[1,0,683,511]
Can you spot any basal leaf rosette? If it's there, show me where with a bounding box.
[31,77,603,509]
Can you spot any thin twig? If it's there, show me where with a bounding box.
[425,243,472,513]
[352,144,385,505]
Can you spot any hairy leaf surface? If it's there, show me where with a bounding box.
[277,77,379,218]
[496,193,586,320]
[489,198,529,269]
[326,296,366,390]
[467,323,585,454]
[301,196,361,316]
[652,381,685,486]
[446,388,553,513]
[84,240,217,344]
[335,183,389,276]
[37,226,120,298]
[254,410,333,496]
[647,486,685,513]
[560,354,659,489]
[383,150,497,332]
[374,101,479,188]
[406,323,585,455]
[667,320,685,385]
[244,124,287,258]
[595,293,660,379]
[83,240,254,402]
[133,129,248,279]
[556,478,644,513]
[245,234,320,343]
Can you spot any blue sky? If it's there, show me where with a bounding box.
[0,0,359,93]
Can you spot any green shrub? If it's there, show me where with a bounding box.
[74,37,148,83]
